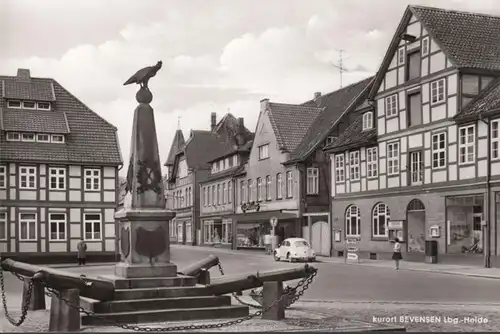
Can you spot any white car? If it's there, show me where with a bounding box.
[274,238,316,262]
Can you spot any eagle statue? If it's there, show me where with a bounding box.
[123,61,163,88]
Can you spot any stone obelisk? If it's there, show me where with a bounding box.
[115,61,177,278]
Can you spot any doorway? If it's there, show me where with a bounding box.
[406,199,426,252]
[310,215,330,256]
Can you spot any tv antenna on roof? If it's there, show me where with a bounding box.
[331,49,350,88]
[177,116,181,129]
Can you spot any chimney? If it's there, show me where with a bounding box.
[314,92,321,100]
[210,112,217,131]
[260,98,269,112]
[17,69,31,81]
[236,117,245,146]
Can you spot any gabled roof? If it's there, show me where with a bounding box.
[454,78,500,121]
[286,76,374,163]
[165,129,185,166]
[184,130,235,170]
[267,103,323,152]
[369,5,500,98]
[0,73,122,165]
[323,114,377,154]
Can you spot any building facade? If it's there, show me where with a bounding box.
[0,69,122,263]
[325,5,500,267]
[165,113,252,245]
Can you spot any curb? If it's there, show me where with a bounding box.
[297,299,500,306]
[48,262,116,269]
[172,245,500,280]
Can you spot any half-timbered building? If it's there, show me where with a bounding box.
[325,5,500,267]
[0,69,122,263]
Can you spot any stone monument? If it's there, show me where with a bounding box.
[115,61,177,278]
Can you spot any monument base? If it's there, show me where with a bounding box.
[115,262,178,278]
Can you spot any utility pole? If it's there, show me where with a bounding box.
[331,49,349,88]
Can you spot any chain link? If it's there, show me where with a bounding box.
[0,270,34,326]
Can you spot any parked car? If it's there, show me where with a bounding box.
[274,238,316,262]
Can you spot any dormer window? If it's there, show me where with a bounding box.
[37,102,51,110]
[7,100,21,109]
[22,101,36,109]
[21,133,35,142]
[51,135,65,143]
[326,136,336,146]
[362,112,374,130]
[6,132,20,141]
[36,134,50,142]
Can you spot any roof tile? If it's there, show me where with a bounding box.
[1,108,70,133]
[324,114,377,154]
[455,78,500,120]
[2,79,55,101]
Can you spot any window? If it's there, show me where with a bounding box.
[407,92,422,127]
[212,185,216,205]
[49,167,66,190]
[459,125,475,164]
[19,213,37,241]
[265,175,271,200]
[372,203,390,238]
[84,169,101,191]
[49,213,66,241]
[409,151,423,185]
[385,94,398,117]
[240,181,246,204]
[21,133,35,142]
[7,100,21,108]
[349,151,360,181]
[36,134,50,142]
[185,188,189,207]
[22,101,36,109]
[335,154,345,183]
[398,48,405,64]
[387,142,400,176]
[84,213,101,240]
[228,157,233,168]
[432,133,447,168]
[276,173,283,199]
[19,166,37,189]
[362,112,373,130]
[51,134,65,143]
[422,37,429,56]
[492,120,500,160]
[406,50,421,81]
[228,181,232,204]
[256,178,262,201]
[6,133,20,141]
[325,136,336,146]
[286,171,293,198]
[462,75,479,95]
[247,179,253,202]
[37,102,51,110]
[366,147,378,178]
[258,144,269,159]
[189,188,192,206]
[345,205,360,237]
[222,183,226,204]
[306,168,319,195]
[431,79,446,105]
[0,166,6,189]
[217,184,220,205]
[0,212,7,240]
[203,187,207,207]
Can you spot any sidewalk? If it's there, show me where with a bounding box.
[172,244,500,280]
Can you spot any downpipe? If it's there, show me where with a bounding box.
[480,116,492,268]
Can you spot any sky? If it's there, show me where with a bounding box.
[1,0,500,175]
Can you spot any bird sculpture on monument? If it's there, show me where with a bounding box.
[123,61,163,89]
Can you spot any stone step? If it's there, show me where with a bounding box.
[98,274,197,289]
[92,296,232,313]
[81,305,249,326]
[113,286,211,300]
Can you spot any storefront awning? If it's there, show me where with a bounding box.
[228,210,299,223]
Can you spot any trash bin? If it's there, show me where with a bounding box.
[425,240,438,264]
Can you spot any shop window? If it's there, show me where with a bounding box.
[204,220,232,244]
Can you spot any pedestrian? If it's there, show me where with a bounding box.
[77,238,87,265]
[392,237,402,270]
[264,234,272,255]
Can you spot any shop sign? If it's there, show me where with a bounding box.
[388,220,404,230]
[241,201,261,213]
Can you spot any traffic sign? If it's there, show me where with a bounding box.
[347,253,358,260]
[270,217,278,227]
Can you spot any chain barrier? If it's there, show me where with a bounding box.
[0,269,34,327]
[0,260,317,332]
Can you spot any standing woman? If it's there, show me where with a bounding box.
[392,237,403,270]
[77,237,87,265]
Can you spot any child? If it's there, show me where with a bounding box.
[392,237,402,270]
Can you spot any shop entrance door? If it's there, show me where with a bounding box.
[406,199,426,253]
[311,215,330,256]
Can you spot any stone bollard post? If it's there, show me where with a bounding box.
[22,277,46,311]
[261,281,285,320]
[49,289,81,332]
[198,268,210,285]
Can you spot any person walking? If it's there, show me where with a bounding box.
[392,237,403,270]
[77,238,87,265]
[264,233,272,255]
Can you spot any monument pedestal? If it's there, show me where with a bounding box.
[115,209,177,278]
